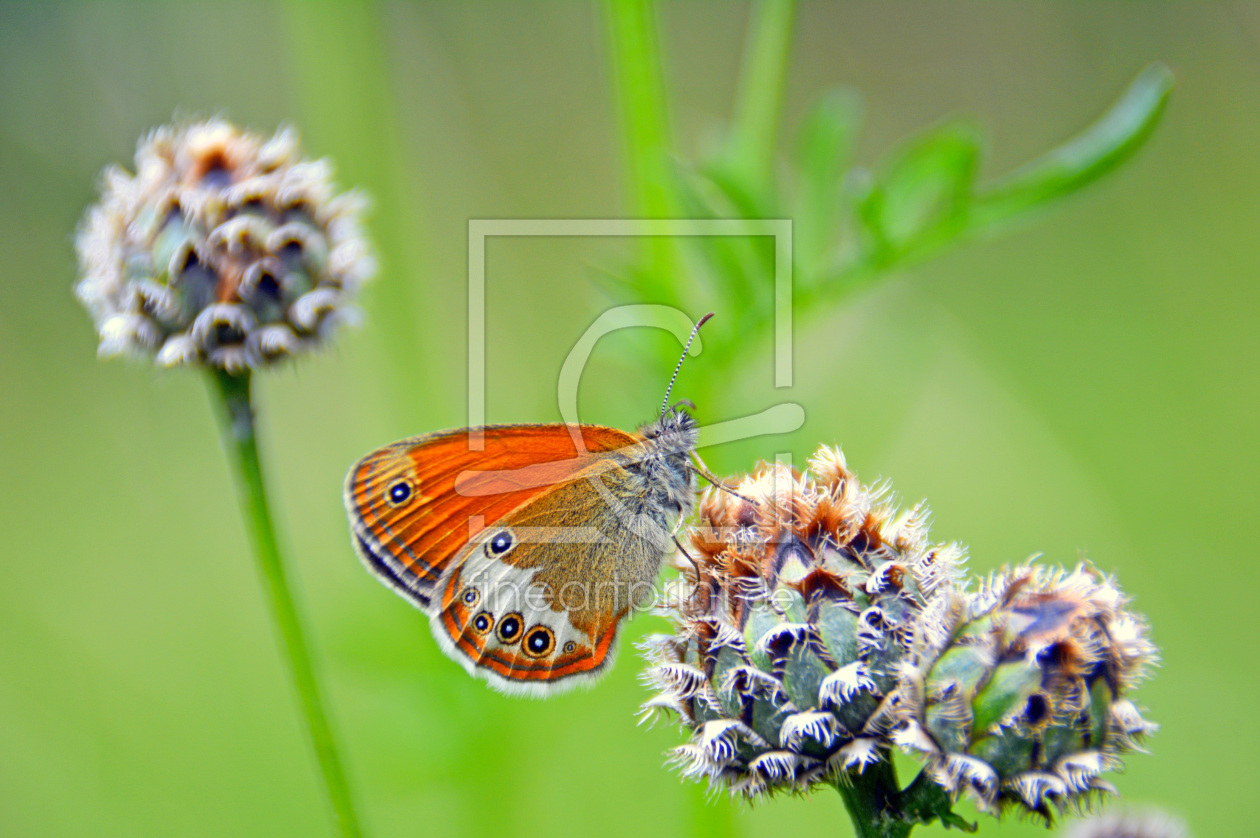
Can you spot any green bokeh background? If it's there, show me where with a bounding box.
[1,3,1254,835]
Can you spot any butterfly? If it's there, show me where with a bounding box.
[343,315,712,696]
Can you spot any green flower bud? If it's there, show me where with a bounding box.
[892,563,1158,819]
[640,446,967,798]
[75,117,373,371]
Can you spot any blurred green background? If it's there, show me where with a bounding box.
[1,2,1255,835]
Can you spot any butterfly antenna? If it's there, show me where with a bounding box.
[661,312,714,419]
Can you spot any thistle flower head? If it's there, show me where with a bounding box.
[641,444,1158,827]
[640,446,967,798]
[75,117,374,371]
[893,563,1158,819]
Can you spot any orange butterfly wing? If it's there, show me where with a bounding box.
[343,424,639,611]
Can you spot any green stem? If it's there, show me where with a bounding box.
[830,760,975,838]
[207,369,362,838]
[604,0,681,302]
[725,0,797,199]
[895,769,976,833]
[831,759,913,838]
[605,0,674,219]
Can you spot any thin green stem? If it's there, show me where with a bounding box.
[207,369,362,838]
[605,0,674,219]
[604,0,681,302]
[725,0,797,199]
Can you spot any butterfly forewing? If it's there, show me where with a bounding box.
[344,424,639,610]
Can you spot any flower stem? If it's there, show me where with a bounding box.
[831,759,974,837]
[604,0,682,303]
[207,368,362,838]
[725,0,797,198]
[604,0,674,220]
[831,759,913,838]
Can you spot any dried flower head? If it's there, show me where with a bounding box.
[75,117,374,371]
[640,446,967,799]
[893,562,1158,820]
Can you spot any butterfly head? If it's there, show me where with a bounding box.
[642,402,699,453]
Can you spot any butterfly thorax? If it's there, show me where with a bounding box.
[635,407,700,524]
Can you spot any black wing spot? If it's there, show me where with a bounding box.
[496,613,523,644]
[523,625,556,658]
[385,479,413,507]
[486,529,515,557]
[471,612,494,635]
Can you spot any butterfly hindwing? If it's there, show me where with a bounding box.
[431,463,679,695]
[432,526,628,696]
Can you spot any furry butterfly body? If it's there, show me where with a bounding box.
[344,408,699,695]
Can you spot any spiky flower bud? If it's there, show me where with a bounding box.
[893,563,1158,819]
[75,117,374,371]
[641,444,1158,830]
[640,446,967,798]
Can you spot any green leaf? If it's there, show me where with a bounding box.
[858,120,982,263]
[696,156,773,220]
[793,87,863,276]
[721,0,797,203]
[971,62,1174,230]
[938,810,979,832]
[670,159,776,317]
